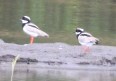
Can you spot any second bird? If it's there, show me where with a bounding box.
[75,28,99,54]
[20,16,49,44]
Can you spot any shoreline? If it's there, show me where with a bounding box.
[0,63,116,71]
[0,41,116,70]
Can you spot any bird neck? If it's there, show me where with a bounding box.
[22,23,26,27]
[76,34,80,38]
[22,21,30,27]
[76,32,82,38]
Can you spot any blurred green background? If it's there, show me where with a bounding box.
[0,0,116,45]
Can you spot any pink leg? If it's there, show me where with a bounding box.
[85,46,90,53]
[82,46,90,54]
[30,36,34,44]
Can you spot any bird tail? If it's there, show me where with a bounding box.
[38,30,49,38]
[95,38,99,44]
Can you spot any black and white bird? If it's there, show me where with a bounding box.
[75,28,99,53]
[20,16,49,44]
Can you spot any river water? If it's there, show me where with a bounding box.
[0,0,116,81]
[0,68,116,81]
[0,0,116,45]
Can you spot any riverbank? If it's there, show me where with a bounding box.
[0,40,116,70]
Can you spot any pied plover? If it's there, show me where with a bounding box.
[20,16,49,44]
[75,28,99,54]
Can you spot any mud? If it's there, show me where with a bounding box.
[0,40,116,70]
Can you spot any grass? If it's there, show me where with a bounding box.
[11,54,20,81]
[0,30,116,46]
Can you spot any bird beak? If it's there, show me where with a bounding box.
[75,32,80,35]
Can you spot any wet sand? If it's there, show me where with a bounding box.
[0,40,116,70]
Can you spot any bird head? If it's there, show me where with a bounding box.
[75,28,84,36]
[20,16,31,24]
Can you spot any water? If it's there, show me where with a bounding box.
[0,1,116,81]
[0,68,116,81]
[0,0,116,45]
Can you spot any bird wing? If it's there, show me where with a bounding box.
[28,23,40,30]
[78,32,99,45]
[25,23,49,37]
[80,32,93,37]
[36,29,49,37]
[79,36,99,44]
[87,37,99,43]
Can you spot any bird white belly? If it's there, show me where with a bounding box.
[23,26,38,37]
[79,41,93,46]
[23,25,49,37]
[78,36,94,46]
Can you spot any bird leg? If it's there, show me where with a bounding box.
[30,36,34,44]
[85,46,90,53]
[82,46,90,54]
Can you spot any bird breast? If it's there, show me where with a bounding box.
[23,24,49,37]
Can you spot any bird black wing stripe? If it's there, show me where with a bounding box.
[80,34,91,37]
[28,25,39,29]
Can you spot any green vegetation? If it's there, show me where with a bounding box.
[11,55,20,81]
[0,0,116,46]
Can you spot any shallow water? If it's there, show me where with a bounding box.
[0,0,116,45]
[0,68,116,81]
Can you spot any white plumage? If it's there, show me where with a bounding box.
[23,23,49,37]
[20,16,49,44]
[78,32,99,46]
[75,28,99,54]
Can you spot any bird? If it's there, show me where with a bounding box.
[20,16,49,44]
[75,28,99,54]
